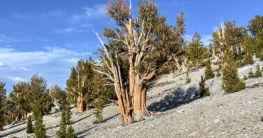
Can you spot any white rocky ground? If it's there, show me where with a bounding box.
[1,61,263,138]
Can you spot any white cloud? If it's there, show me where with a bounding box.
[7,76,27,83]
[69,4,107,24]
[0,47,90,68]
[83,4,106,17]
[0,47,92,90]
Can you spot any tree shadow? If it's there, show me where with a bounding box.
[148,87,200,112]
[0,126,26,137]
[76,126,96,138]
[101,113,119,123]
[3,121,25,131]
[71,113,93,124]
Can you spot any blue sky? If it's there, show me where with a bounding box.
[0,0,262,91]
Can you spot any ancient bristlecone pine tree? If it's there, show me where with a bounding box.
[96,0,184,124]
[96,18,153,123]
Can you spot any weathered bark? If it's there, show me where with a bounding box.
[77,95,86,112]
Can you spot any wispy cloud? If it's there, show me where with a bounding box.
[0,47,92,89]
[70,4,107,24]
[0,47,91,68]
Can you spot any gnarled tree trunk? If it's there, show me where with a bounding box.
[77,95,86,112]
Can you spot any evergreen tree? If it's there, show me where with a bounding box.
[204,60,215,80]
[33,101,46,138]
[57,100,76,138]
[30,75,53,115]
[199,76,210,97]
[66,60,95,112]
[0,82,6,130]
[248,69,255,78]
[186,33,208,67]
[26,116,33,134]
[222,51,245,93]
[66,125,76,138]
[57,111,67,138]
[10,82,32,121]
[243,36,254,65]
[248,16,263,60]
[255,64,262,77]
[93,96,104,124]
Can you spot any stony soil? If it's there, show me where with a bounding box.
[1,61,263,138]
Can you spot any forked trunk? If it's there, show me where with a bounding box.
[132,74,147,121]
[77,95,86,112]
[114,83,133,125]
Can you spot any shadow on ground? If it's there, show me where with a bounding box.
[148,87,200,112]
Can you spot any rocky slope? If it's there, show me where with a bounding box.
[1,62,263,138]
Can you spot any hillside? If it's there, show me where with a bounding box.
[1,62,263,138]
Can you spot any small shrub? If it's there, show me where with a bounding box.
[248,69,255,78]
[67,126,77,138]
[57,111,67,138]
[232,81,246,92]
[93,97,104,124]
[255,65,262,77]
[199,76,210,97]
[33,102,46,138]
[26,116,33,134]
[223,52,245,93]
[243,75,248,80]
[205,60,215,80]
[186,78,191,84]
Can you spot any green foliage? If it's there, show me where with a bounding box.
[57,111,67,138]
[66,60,95,109]
[66,126,77,138]
[248,16,263,37]
[255,65,262,77]
[93,96,105,124]
[249,16,263,60]
[255,35,263,60]
[26,116,33,134]
[205,60,215,80]
[248,69,255,78]
[213,21,246,64]
[186,33,208,68]
[50,85,66,110]
[199,76,210,97]
[243,75,248,80]
[57,101,76,138]
[222,52,245,93]
[33,101,46,138]
[243,36,254,65]
[67,59,116,111]
[0,82,6,130]
[248,65,262,78]
[31,75,53,114]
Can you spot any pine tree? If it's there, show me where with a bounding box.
[57,101,76,138]
[26,116,33,134]
[255,64,262,77]
[243,36,254,65]
[204,60,215,80]
[93,96,104,124]
[186,33,208,67]
[57,111,67,138]
[33,102,46,138]
[0,82,6,130]
[199,76,210,97]
[66,126,76,138]
[222,51,245,93]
